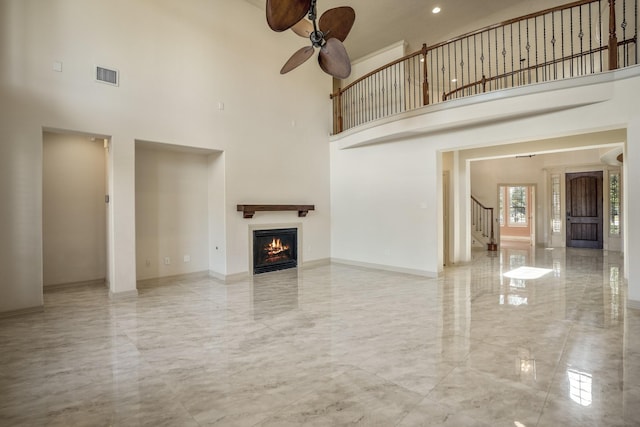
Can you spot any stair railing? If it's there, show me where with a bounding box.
[471,196,498,251]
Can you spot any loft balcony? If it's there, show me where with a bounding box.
[330,0,638,137]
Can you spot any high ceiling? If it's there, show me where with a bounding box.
[245,0,570,60]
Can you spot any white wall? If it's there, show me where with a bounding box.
[0,0,332,312]
[208,151,226,277]
[330,136,437,276]
[330,68,640,298]
[135,145,212,280]
[42,131,106,286]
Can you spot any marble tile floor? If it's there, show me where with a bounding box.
[1,246,639,426]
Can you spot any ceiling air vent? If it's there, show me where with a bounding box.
[95,66,119,86]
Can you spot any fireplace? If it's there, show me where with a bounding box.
[253,228,297,274]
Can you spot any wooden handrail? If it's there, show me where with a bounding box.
[471,195,492,210]
[331,49,424,96]
[332,0,601,100]
[427,0,598,51]
[471,196,497,251]
[442,38,636,100]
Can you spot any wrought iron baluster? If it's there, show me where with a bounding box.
[579,5,585,75]
[561,9,566,78]
[543,14,548,81]
[435,48,440,102]
[488,30,493,90]
[589,3,595,74]
[518,20,523,85]
[502,26,507,88]
[526,18,531,84]
[622,0,628,65]
[447,43,451,97]
[627,0,638,65]
[429,51,434,104]
[453,41,458,96]
[509,24,516,87]
[480,32,485,91]
[552,11,557,79]
[570,6,575,76]
[367,76,371,121]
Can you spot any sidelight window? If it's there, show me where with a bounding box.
[551,175,561,234]
[609,171,620,235]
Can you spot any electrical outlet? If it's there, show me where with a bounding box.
[164,257,170,265]
[184,255,190,263]
[145,259,151,267]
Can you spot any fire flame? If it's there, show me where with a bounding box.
[268,238,288,255]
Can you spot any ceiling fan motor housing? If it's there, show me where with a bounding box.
[310,30,325,47]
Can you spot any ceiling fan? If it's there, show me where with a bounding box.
[265,0,355,79]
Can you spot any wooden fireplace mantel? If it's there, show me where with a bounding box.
[236,204,315,219]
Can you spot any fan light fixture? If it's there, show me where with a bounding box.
[266,0,355,79]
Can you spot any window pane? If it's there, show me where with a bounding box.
[609,171,620,235]
[509,186,527,225]
[551,175,561,233]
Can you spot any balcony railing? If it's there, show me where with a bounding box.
[331,0,637,134]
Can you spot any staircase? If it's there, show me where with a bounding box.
[471,196,497,251]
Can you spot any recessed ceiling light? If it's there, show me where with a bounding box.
[451,78,457,82]
[432,6,441,14]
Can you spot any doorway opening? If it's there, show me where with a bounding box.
[498,184,536,246]
[42,130,109,290]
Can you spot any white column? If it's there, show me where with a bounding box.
[453,151,471,263]
[107,135,137,297]
[625,117,640,306]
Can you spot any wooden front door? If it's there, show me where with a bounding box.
[566,171,603,249]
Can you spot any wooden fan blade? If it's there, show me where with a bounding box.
[318,6,355,42]
[281,46,315,74]
[291,18,313,38]
[266,0,311,32]
[318,38,351,79]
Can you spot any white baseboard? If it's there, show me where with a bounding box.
[136,270,210,284]
[210,259,331,283]
[303,258,331,268]
[331,258,438,278]
[209,270,249,283]
[627,299,640,310]
[500,236,532,242]
[44,278,106,292]
[108,289,139,300]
